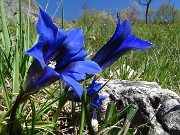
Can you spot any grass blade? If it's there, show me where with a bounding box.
[0,0,11,54]
[100,103,134,130]
[61,0,64,29]
[52,91,73,123]
[31,101,35,135]
[36,92,72,120]
[84,95,95,135]
[0,69,10,109]
[12,35,20,101]
[79,90,86,135]
[104,103,117,124]
[118,106,138,135]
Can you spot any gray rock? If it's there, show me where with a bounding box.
[157,99,180,135]
[1,0,39,22]
[1,0,62,24]
[99,79,180,135]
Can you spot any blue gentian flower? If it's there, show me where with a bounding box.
[72,77,105,108]
[24,8,101,97]
[92,13,153,69]
[87,77,105,108]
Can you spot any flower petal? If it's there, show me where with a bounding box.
[44,30,67,60]
[24,61,59,92]
[36,7,58,45]
[69,50,88,61]
[87,77,101,95]
[127,37,153,50]
[24,60,45,92]
[118,34,153,51]
[35,66,59,89]
[24,41,45,68]
[56,30,67,45]
[92,14,131,62]
[55,28,85,68]
[56,50,88,69]
[87,82,101,94]
[63,60,102,77]
[65,72,84,81]
[107,14,131,46]
[59,74,83,97]
[99,35,153,69]
[64,28,84,55]
[91,95,105,108]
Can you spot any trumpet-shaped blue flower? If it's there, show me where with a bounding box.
[24,8,101,97]
[72,77,105,108]
[87,77,105,108]
[92,14,153,69]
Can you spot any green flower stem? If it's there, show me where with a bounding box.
[79,90,87,135]
[52,90,73,123]
[52,82,64,123]
[8,91,30,135]
[84,98,95,135]
[8,93,23,135]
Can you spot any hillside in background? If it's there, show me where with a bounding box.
[2,0,38,20]
[2,0,64,25]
